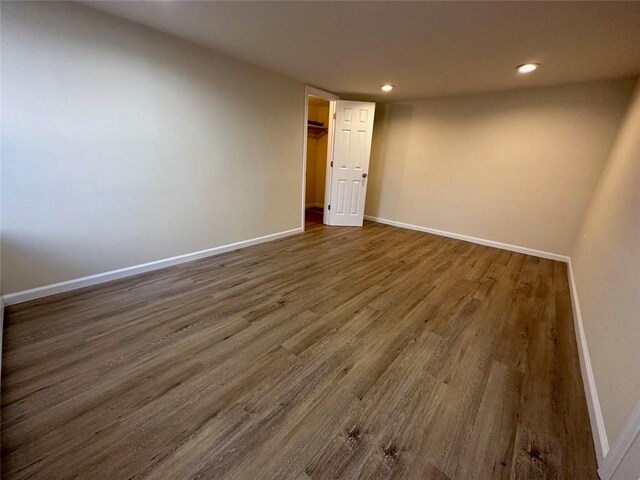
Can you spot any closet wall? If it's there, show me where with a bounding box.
[305,102,330,207]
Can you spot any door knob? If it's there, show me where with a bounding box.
[362,173,368,178]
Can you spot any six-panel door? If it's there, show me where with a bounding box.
[328,100,376,226]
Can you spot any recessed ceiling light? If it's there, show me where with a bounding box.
[516,63,540,74]
[380,84,394,92]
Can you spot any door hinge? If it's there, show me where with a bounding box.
[328,205,331,211]
[330,161,333,167]
[333,112,336,119]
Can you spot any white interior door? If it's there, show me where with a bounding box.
[328,100,376,226]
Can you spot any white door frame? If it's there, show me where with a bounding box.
[301,86,339,231]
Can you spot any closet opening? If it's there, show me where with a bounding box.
[305,95,330,227]
[301,87,338,230]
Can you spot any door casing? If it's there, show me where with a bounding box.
[301,86,339,230]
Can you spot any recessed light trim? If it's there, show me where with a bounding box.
[516,63,540,74]
[380,84,394,92]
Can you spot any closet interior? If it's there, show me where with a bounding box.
[305,95,330,224]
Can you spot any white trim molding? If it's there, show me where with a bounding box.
[567,260,609,466]
[363,215,569,262]
[2,227,303,306]
[599,401,640,480]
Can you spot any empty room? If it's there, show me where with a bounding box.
[1,1,639,479]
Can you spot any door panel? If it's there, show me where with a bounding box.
[328,101,376,226]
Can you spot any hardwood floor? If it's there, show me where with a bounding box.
[1,219,598,479]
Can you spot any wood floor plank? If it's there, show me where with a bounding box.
[304,329,444,480]
[1,215,599,479]
[458,361,522,480]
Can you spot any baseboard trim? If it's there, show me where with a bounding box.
[2,227,303,306]
[599,401,640,479]
[363,215,569,262]
[567,260,609,467]
[305,203,324,209]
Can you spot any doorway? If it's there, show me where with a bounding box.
[301,87,376,231]
[302,87,338,230]
[305,95,330,227]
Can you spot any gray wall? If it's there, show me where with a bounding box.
[1,2,305,293]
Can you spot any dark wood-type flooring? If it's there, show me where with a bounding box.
[1,216,598,479]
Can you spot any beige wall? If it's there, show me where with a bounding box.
[571,79,640,444]
[1,2,305,293]
[366,79,636,255]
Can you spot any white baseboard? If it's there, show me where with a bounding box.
[568,262,640,479]
[599,402,640,479]
[363,215,569,262]
[567,260,609,467]
[1,227,303,306]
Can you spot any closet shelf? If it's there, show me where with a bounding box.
[307,123,328,138]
